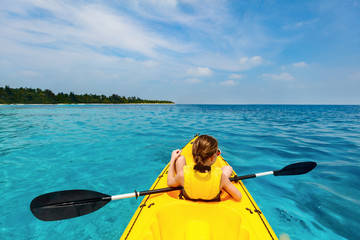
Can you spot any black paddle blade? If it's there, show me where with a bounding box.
[30,190,111,221]
[274,161,317,176]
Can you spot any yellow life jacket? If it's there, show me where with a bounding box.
[183,165,222,201]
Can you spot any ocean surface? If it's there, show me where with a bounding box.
[0,104,359,240]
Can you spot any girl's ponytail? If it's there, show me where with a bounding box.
[193,151,202,166]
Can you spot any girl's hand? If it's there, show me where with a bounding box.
[171,149,182,162]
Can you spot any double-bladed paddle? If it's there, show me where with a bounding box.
[30,161,316,221]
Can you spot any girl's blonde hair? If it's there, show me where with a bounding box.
[192,135,218,165]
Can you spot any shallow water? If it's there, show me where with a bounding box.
[0,104,359,240]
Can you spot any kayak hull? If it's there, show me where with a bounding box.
[120,136,278,240]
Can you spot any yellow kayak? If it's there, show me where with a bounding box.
[120,135,278,240]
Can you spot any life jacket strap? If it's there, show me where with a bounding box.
[193,165,211,172]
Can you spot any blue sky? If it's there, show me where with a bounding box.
[0,0,359,104]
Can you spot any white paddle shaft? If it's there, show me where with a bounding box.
[111,192,139,200]
[255,171,274,177]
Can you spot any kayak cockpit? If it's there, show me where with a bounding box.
[143,202,249,240]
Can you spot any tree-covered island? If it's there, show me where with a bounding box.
[0,86,174,104]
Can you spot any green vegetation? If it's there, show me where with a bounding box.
[0,86,174,104]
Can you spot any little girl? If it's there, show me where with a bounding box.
[167,135,242,201]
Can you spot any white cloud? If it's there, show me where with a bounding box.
[186,67,213,77]
[281,61,308,70]
[129,0,228,31]
[119,1,270,71]
[239,56,263,65]
[262,73,295,81]
[0,0,191,61]
[184,78,202,84]
[220,80,237,86]
[0,0,269,78]
[190,55,265,72]
[212,56,265,71]
[229,73,245,79]
[235,56,264,71]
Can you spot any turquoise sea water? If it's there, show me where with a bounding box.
[0,104,359,240]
